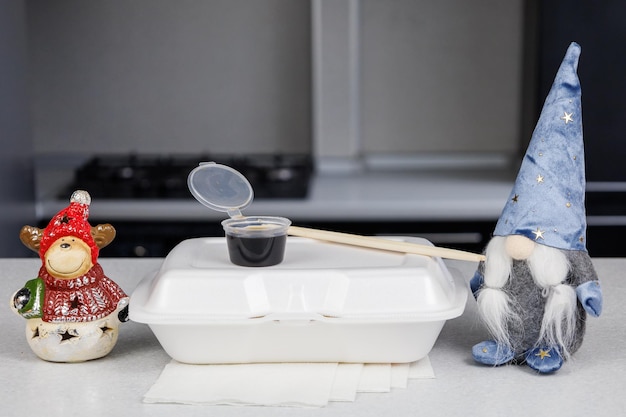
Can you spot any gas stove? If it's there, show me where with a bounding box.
[61,153,314,200]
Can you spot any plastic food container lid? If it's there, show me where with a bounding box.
[187,162,253,217]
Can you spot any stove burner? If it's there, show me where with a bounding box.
[63,154,313,200]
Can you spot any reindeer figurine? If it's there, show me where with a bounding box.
[10,190,129,362]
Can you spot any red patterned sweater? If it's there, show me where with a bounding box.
[40,263,128,323]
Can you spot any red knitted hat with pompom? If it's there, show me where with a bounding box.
[39,190,98,264]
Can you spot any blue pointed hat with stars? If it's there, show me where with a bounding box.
[494,42,587,252]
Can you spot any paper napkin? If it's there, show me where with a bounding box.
[143,357,434,408]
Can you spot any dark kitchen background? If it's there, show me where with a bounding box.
[1,0,624,258]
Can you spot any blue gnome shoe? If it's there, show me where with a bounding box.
[472,340,515,366]
[525,347,563,373]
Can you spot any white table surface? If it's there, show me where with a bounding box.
[0,255,623,416]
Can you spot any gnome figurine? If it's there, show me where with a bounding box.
[470,42,602,373]
[10,190,129,362]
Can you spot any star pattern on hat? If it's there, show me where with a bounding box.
[561,112,574,124]
[492,42,587,252]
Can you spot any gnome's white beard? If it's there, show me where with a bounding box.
[477,236,578,358]
[477,237,517,352]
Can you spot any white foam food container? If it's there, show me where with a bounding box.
[130,236,468,364]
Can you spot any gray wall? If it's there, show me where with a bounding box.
[27,0,312,155]
[360,0,524,154]
[26,0,525,160]
[0,0,36,257]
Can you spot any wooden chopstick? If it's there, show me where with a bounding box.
[287,226,486,262]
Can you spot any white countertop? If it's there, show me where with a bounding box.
[36,169,515,221]
[1,254,623,416]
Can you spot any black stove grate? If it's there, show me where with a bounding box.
[62,153,314,200]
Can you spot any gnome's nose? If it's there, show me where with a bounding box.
[60,243,71,249]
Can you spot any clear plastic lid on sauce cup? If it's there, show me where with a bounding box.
[187,162,291,267]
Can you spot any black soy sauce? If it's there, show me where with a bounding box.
[226,234,287,267]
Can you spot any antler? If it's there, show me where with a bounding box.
[91,224,116,249]
[19,225,43,253]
